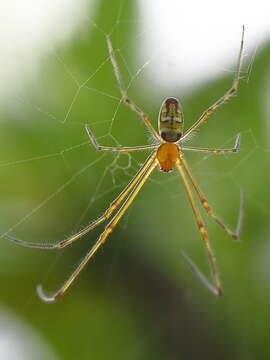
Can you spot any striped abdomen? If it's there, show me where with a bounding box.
[158,97,184,143]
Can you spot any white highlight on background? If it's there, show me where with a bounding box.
[0,306,58,360]
[0,0,270,106]
[139,0,270,91]
[0,0,91,106]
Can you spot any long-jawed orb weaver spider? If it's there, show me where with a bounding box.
[3,27,245,302]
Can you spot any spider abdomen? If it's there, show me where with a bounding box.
[157,142,179,172]
[158,97,184,142]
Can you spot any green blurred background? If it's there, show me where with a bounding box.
[1,1,270,359]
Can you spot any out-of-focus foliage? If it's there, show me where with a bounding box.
[1,0,270,359]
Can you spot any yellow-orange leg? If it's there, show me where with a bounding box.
[182,27,244,141]
[182,134,240,154]
[38,156,158,302]
[106,35,162,142]
[181,156,243,239]
[85,124,159,152]
[175,159,222,296]
[3,152,157,250]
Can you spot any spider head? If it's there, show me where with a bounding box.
[158,97,184,143]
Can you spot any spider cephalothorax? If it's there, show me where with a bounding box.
[156,142,179,172]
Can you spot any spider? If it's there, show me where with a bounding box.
[4,27,244,302]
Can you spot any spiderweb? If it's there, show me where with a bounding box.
[0,0,269,297]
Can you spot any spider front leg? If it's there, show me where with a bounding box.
[176,160,222,296]
[182,26,244,141]
[106,35,162,141]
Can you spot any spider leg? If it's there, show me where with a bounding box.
[85,124,159,152]
[38,155,158,302]
[2,152,157,249]
[181,251,220,295]
[175,160,222,296]
[181,155,243,239]
[182,26,244,141]
[182,134,240,154]
[106,35,162,142]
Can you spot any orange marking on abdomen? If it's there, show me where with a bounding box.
[157,143,179,172]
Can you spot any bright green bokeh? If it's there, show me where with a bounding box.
[0,1,270,359]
